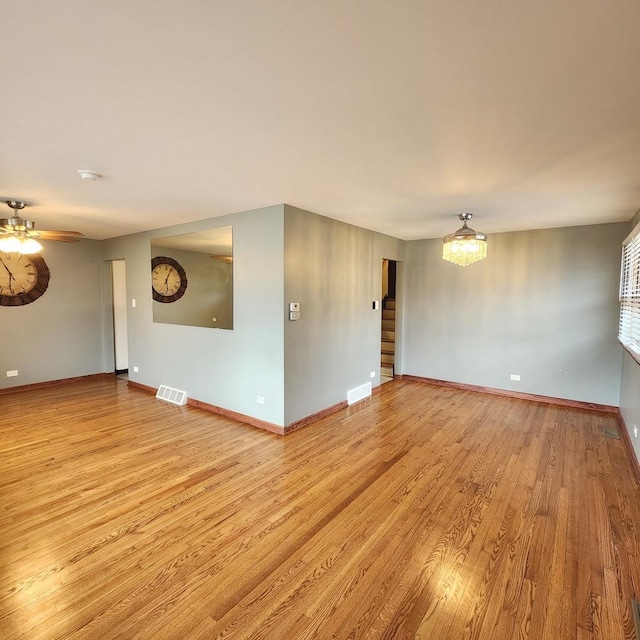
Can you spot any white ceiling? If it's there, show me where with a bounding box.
[2,0,640,241]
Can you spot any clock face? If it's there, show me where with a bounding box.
[0,252,50,306]
[152,264,181,295]
[151,256,187,303]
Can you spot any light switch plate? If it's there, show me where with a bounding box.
[289,310,301,321]
[289,302,300,311]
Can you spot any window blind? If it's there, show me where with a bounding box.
[620,223,640,360]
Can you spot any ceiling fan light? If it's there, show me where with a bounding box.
[19,238,44,254]
[0,236,22,253]
[0,235,42,254]
[442,213,488,267]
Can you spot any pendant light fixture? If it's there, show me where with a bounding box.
[442,213,488,267]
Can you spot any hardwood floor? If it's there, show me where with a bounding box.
[1,378,639,639]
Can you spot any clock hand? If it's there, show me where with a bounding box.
[0,258,15,279]
[0,260,16,294]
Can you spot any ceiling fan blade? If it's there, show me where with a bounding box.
[37,235,83,243]
[33,230,85,239]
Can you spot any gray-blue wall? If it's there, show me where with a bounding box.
[283,205,404,425]
[620,351,640,463]
[402,223,627,406]
[0,239,104,388]
[101,205,286,426]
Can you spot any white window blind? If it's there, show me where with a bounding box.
[620,223,640,360]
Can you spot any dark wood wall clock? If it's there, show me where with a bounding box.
[151,256,188,303]
[0,252,50,306]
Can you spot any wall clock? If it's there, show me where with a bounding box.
[151,256,188,303]
[0,252,50,306]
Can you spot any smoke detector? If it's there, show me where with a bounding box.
[78,170,100,181]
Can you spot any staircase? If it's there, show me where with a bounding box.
[381,299,396,380]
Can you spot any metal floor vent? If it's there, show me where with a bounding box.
[347,382,372,406]
[156,385,187,406]
[633,599,640,640]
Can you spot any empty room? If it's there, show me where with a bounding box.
[1,2,640,639]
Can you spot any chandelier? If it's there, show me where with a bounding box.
[442,213,487,267]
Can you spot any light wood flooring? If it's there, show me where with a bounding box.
[1,377,640,639]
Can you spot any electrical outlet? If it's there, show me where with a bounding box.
[133,366,139,373]
[256,395,265,405]
[131,298,136,308]
[6,370,18,377]
[510,374,521,381]
[370,371,376,378]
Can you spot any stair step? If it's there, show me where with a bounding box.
[381,353,395,365]
[381,330,395,341]
[385,299,396,310]
[382,309,396,320]
[381,364,394,377]
[381,319,395,331]
[381,341,395,354]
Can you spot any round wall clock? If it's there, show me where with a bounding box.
[151,256,188,303]
[0,252,50,306]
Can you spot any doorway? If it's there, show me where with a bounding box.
[111,260,129,377]
[381,259,397,383]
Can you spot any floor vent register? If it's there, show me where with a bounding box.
[156,385,188,406]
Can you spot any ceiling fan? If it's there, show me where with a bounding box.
[0,200,84,254]
[210,254,233,263]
